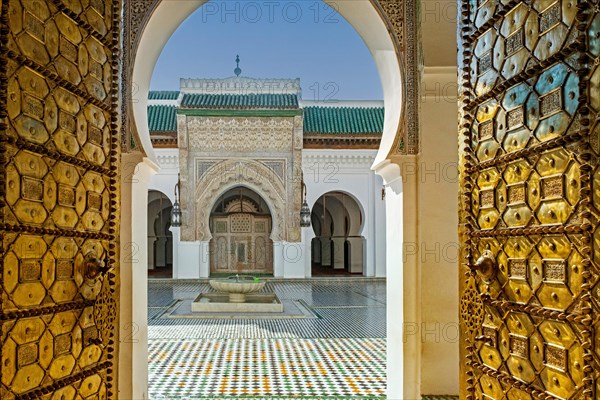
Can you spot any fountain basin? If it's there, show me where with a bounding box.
[209,276,265,303]
[191,275,282,313]
[191,293,283,313]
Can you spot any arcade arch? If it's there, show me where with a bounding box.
[311,191,365,275]
[147,190,174,277]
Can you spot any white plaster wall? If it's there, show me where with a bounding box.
[278,241,306,278]
[419,67,459,394]
[176,241,209,279]
[382,176,406,400]
[148,148,179,204]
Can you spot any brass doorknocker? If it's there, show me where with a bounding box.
[84,253,109,280]
[474,335,494,347]
[470,249,497,283]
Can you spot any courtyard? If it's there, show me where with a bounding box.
[147,278,386,399]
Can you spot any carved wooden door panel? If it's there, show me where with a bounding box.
[210,214,273,274]
[0,0,120,399]
[458,0,600,398]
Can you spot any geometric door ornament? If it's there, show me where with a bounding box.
[0,0,121,398]
[459,0,600,398]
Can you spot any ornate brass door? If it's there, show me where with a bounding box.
[459,0,600,398]
[0,0,120,399]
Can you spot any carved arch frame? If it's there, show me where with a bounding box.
[194,159,287,242]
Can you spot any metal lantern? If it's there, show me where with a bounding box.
[171,174,182,227]
[171,200,182,227]
[300,179,311,228]
[300,199,311,227]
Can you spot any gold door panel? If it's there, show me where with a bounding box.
[1,0,120,399]
[459,0,599,398]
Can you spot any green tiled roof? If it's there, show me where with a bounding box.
[181,93,299,109]
[148,91,180,100]
[304,107,384,134]
[147,104,384,135]
[148,105,176,132]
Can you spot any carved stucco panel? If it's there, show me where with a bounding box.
[177,114,188,149]
[180,115,302,242]
[377,0,404,47]
[374,0,419,155]
[186,116,295,152]
[293,115,304,150]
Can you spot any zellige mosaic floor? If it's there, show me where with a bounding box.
[148,279,387,399]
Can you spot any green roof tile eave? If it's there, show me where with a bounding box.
[180,93,299,109]
[148,91,180,100]
[147,105,177,132]
[304,106,384,135]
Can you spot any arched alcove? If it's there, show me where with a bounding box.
[147,190,174,278]
[311,191,365,276]
[209,186,273,275]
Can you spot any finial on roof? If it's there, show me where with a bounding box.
[234,55,242,77]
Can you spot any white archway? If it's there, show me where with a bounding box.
[127,2,408,399]
[131,0,402,168]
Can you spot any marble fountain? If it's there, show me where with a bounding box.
[191,275,283,313]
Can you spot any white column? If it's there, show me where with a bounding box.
[375,158,420,400]
[320,239,332,267]
[366,168,376,276]
[199,241,210,278]
[331,237,346,270]
[347,236,365,274]
[155,237,167,267]
[385,177,407,400]
[374,173,387,277]
[303,228,315,277]
[119,155,158,400]
[170,226,180,279]
[147,237,155,269]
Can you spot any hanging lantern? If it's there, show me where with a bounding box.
[300,199,311,227]
[171,174,182,227]
[171,200,182,227]
[300,178,311,228]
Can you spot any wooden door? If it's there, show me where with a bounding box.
[210,214,272,274]
[458,0,600,398]
[0,0,121,398]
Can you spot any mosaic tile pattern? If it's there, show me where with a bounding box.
[148,279,387,399]
[148,338,386,398]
